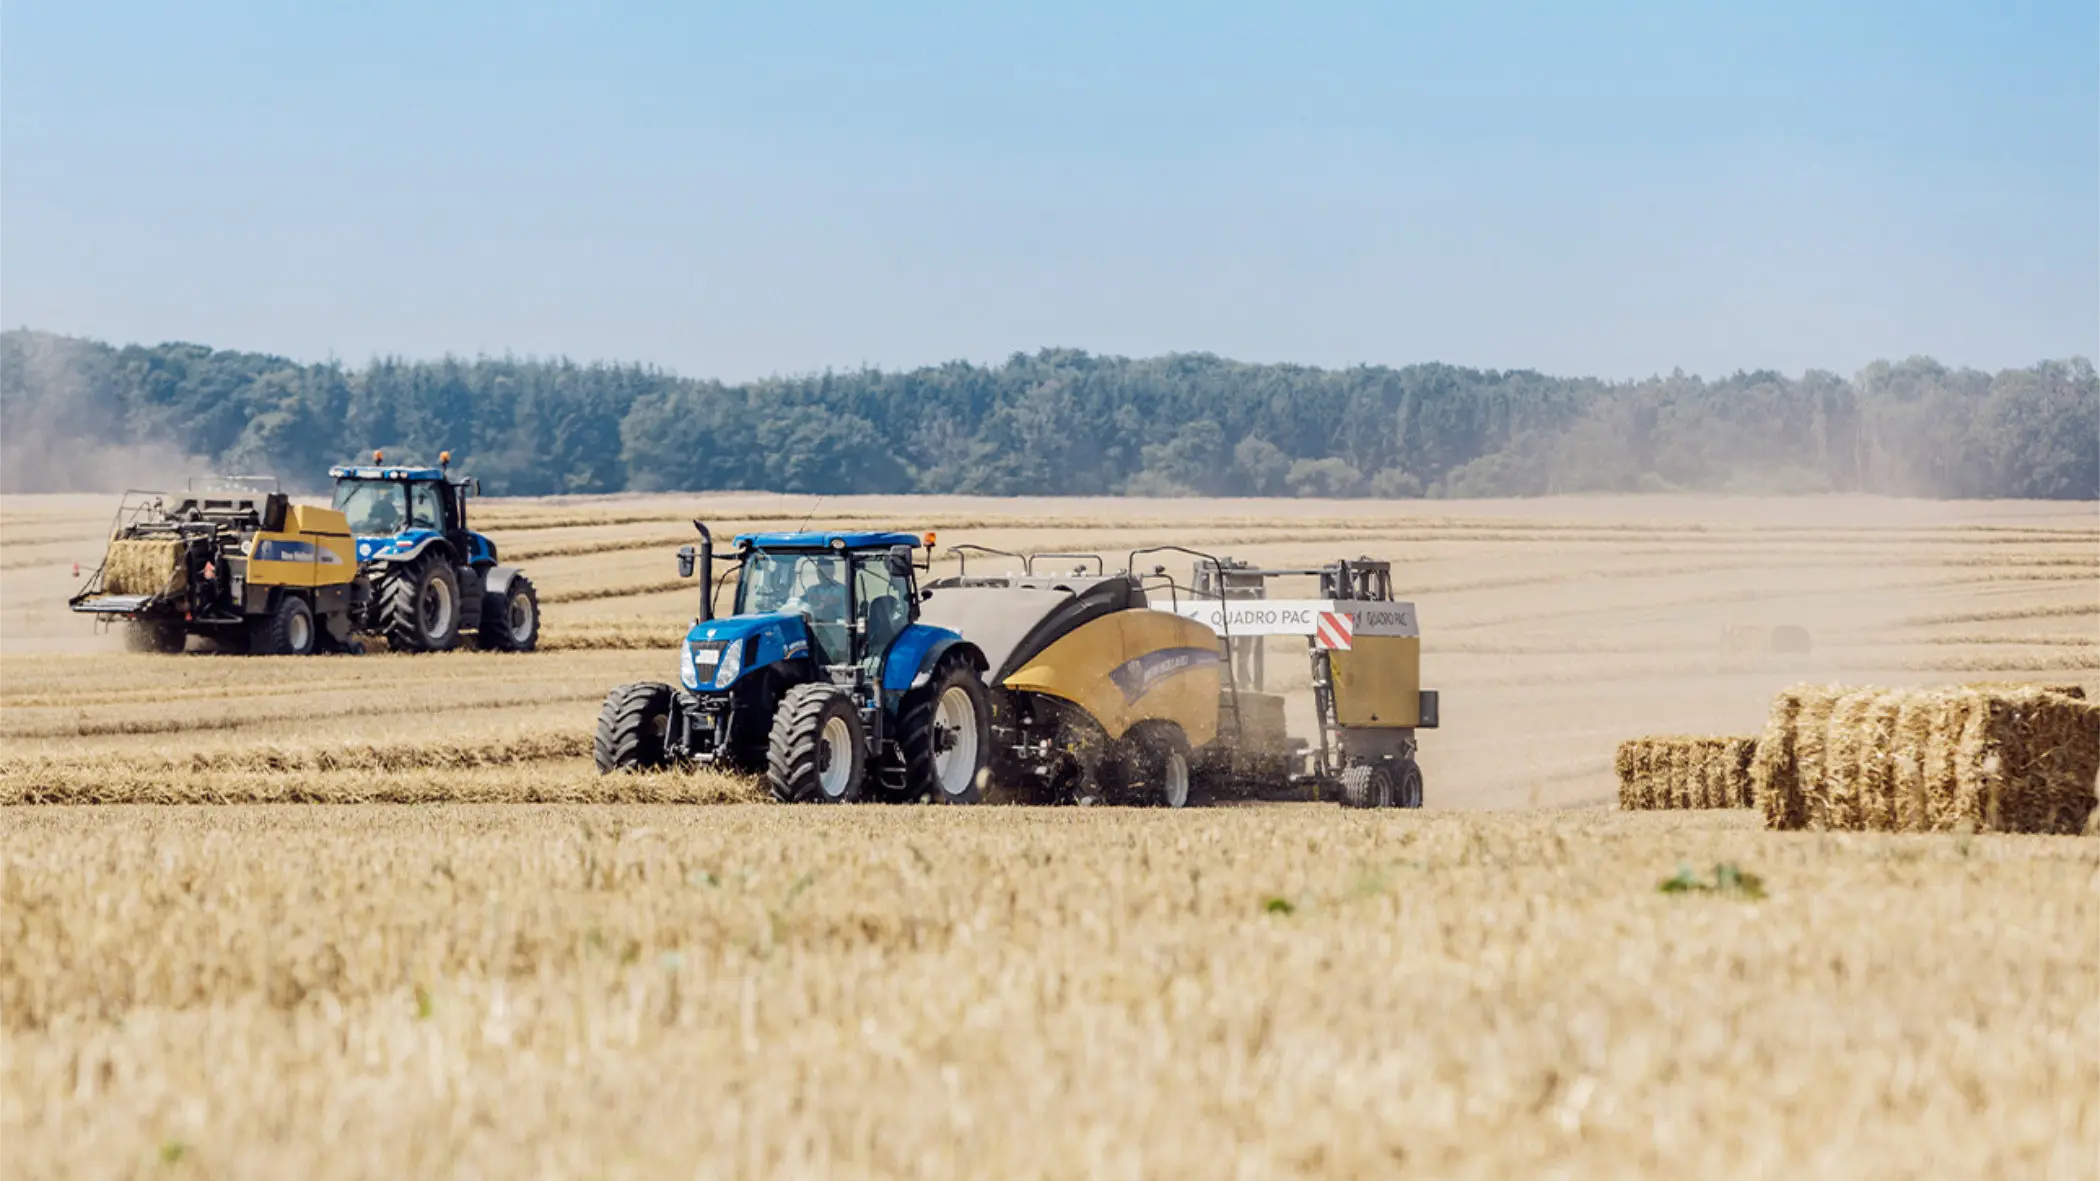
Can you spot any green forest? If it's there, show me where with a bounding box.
[2,329,2093,499]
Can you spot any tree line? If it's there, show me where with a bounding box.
[2,329,2092,499]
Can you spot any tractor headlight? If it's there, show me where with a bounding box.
[680,642,702,690]
[712,638,744,688]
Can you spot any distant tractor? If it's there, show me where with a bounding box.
[594,527,995,804]
[329,451,538,652]
[70,478,362,655]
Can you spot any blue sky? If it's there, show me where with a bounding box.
[3,1,2094,380]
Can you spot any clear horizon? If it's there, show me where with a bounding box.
[5,1,2095,384]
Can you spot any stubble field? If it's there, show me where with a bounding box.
[3,493,2096,1177]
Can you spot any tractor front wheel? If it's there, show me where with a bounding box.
[372,557,462,652]
[768,684,866,804]
[595,682,674,773]
[898,656,991,803]
[478,574,540,652]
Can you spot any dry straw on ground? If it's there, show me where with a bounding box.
[1753,683,2099,834]
[99,538,183,596]
[1615,736,1756,810]
[5,806,2097,1180]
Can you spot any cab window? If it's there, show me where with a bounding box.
[854,556,910,654]
[408,482,445,531]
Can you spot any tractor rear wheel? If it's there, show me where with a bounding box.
[1340,761,1394,809]
[372,556,461,652]
[250,595,319,656]
[768,684,866,804]
[595,682,674,773]
[124,619,187,654]
[898,655,991,803]
[478,574,540,652]
[1124,723,1193,808]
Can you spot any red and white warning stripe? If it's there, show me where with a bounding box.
[1315,609,1354,651]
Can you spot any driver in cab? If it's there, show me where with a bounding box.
[799,558,848,622]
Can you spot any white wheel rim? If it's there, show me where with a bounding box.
[817,715,854,798]
[421,578,453,637]
[1162,750,1189,809]
[932,686,979,796]
[287,610,312,653]
[509,592,533,642]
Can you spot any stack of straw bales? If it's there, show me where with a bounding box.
[101,539,185,597]
[1753,683,2098,834]
[1616,736,1758,810]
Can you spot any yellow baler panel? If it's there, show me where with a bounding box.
[246,527,358,589]
[286,504,353,536]
[1001,610,1222,744]
[1329,635,1421,727]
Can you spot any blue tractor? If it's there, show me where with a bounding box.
[328,451,540,652]
[594,525,993,803]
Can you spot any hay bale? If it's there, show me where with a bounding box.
[1615,735,1762,811]
[1725,737,1758,807]
[1792,687,1842,830]
[101,539,184,597]
[1857,694,1903,831]
[1761,684,2100,834]
[1825,691,1876,831]
[1754,690,1805,829]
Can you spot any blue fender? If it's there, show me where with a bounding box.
[485,564,526,597]
[355,529,452,567]
[882,623,985,693]
[464,531,499,566]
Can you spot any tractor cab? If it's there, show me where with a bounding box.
[328,450,494,568]
[712,532,926,670]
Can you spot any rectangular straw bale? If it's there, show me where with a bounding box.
[1754,690,1805,829]
[1857,694,1904,831]
[1824,690,1876,831]
[1764,683,2100,833]
[1614,741,1641,810]
[101,539,184,597]
[1724,737,1758,807]
[1890,694,1935,831]
[1791,687,1842,830]
[1615,735,1762,810]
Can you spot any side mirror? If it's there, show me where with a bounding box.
[676,545,696,579]
[887,545,915,578]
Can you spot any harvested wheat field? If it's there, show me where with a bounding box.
[4,493,2098,1178]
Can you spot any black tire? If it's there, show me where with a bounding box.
[1124,723,1193,808]
[478,574,540,652]
[898,655,992,803]
[1396,758,1424,809]
[767,684,866,804]
[371,555,462,653]
[1340,762,1395,809]
[124,619,187,654]
[250,595,319,656]
[596,682,674,773]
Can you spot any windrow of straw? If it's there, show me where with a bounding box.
[99,538,184,597]
[1754,683,2099,834]
[0,733,599,805]
[1615,736,1757,810]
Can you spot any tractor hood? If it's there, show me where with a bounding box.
[354,528,443,562]
[680,612,812,691]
